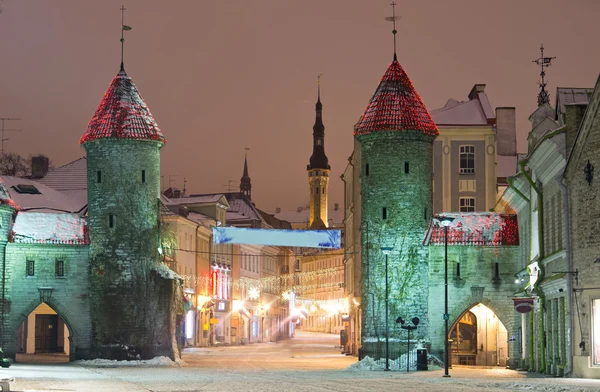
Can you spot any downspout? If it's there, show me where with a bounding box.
[520,159,546,373]
[557,177,573,376]
[507,175,531,369]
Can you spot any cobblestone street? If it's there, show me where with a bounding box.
[3,331,600,391]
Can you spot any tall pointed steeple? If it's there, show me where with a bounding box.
[240,149,252,200]
[308,76,330,171]
[307,75,330,229]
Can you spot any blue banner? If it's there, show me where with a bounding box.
[213,227,341,249]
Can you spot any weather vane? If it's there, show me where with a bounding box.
[532,44,556,106]
[120,5,132,71]
[385,1,401,61]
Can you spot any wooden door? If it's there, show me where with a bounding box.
[35,315,58,353]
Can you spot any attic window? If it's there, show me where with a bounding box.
[12,184,41,194]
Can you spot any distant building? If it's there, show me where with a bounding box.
[430,84,517,213]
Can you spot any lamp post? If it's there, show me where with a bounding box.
[397,317,419,372]
[439,216,455,378]
[381,246,392,371]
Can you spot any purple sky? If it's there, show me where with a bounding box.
[1,1,599,212]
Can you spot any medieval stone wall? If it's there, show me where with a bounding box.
[3,243,90,359]
[358,131,434,357]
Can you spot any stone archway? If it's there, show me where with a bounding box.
[441,290,521,369]
[7,294,89,362]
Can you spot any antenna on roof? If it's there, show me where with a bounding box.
[120,5,132,72]
[222,180,235,192]
[532,44,555,106]
[0,118,22,156]
[385,1,400,61]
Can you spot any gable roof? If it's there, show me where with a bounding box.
[36,157,87,191]
[1,176,86,213]
[80,68,166,145]
[354,60,438,137]
[565,74,600,173]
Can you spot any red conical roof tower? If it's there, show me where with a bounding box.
[354,58,438,137]
[80,67,166,145]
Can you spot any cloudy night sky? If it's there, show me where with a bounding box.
[1,0,599,211]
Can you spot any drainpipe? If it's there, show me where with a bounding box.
[520,159,546,373]
[557,177,573,376]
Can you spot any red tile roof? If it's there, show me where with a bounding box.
[80,69,165,144]
[354,60,438,137]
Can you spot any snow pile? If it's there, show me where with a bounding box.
[346,352,442,372]
[74,355,186,368]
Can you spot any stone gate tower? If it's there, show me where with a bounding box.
[355,53,438,357]
[81,62,179,359]
[307,82,330,229]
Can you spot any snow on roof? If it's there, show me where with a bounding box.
[1,176,85,213]
[153,262,181,281]
[36,157,87,191]
[187,211,214,225]
[168,194,226,205]
[431,96,492,126]
[354,60,438,137]
[80,69,165,145]
[270,205,344,228]
[12,212,88,244]
[424,212,519,246]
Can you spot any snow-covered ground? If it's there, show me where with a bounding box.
[4,331,600,391]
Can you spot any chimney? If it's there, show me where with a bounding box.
[334,203,339,211]
[565,104,588,156]
[31,155,49,179]
[275,207,281,214]
[468,84,486,101]
[495,107,517,156]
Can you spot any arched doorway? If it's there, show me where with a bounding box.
[15,303,70,363]
[449,303,508,366]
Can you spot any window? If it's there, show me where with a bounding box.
[26,260,35,276]
[459,145,475,174]
[56,260,65,277]
[316,187,319,194]
[405,161,409,174]
[382,207,387,220]
[142,170,146,183]
[97,171,102,183]
[459,197,475,212]
[109,214,115,228]
[365,163,369,177]
[424,207,427,220]
[593,299,600,365]
[12,184,41,194]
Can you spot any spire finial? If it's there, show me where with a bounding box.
[245,147,250,157]
[120,5,132,72]
[385,2,400,61]
[532,43,556,106]
[317,73,323,102]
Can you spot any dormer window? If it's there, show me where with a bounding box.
[11,184,41,194]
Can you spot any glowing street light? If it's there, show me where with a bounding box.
[439,216,455,378]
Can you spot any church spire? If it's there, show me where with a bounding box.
[240,148,252,199]
[307,75,330,171]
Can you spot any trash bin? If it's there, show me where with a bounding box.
[416,348,428,371]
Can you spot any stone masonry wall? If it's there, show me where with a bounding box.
[358,131,434,357]
[3,243,91,359]
[84,138,179,360]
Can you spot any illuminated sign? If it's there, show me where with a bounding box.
[213,227,341,249]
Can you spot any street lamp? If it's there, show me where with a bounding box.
[439,216,455,378]
[397,317,419,372]
[381,246,393,372]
